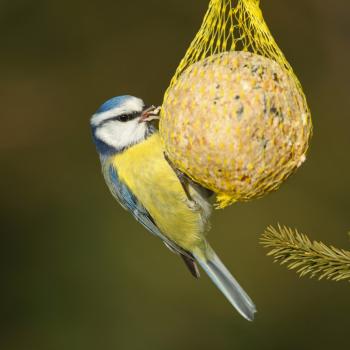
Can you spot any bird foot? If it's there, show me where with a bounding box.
[186,199,201,211]
[164,152,199,208]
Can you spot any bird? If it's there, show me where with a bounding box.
[90,95,257,321]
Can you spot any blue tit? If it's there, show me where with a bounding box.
[90,95,257,321]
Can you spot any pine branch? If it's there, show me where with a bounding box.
[260,225,350,281]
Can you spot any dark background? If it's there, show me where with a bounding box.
[1,1,350,349]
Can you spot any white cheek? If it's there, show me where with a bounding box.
[96,120,147,150]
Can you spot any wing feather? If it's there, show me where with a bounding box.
[104,162,194,259]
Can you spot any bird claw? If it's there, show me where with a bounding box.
[164,152,198,209]
[186,199,200,211]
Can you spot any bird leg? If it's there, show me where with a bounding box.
[163,152,200,211]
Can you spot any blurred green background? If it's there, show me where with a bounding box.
[1,1,350,349]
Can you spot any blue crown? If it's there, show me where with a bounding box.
[95,95,133,114]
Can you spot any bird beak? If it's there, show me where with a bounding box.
[139,105,161,123]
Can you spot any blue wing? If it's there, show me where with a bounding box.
[103,161,193,259]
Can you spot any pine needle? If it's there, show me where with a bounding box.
[260,225,350,282]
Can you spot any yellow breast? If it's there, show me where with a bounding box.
[112,133,203,250]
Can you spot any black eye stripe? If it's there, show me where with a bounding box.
[116,114,132,122]
[99,112,140,126]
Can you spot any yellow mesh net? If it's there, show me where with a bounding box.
[160,0,312,208]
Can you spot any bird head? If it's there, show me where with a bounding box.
[90,95,158,155]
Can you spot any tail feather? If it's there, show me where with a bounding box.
[193,245,257,321]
